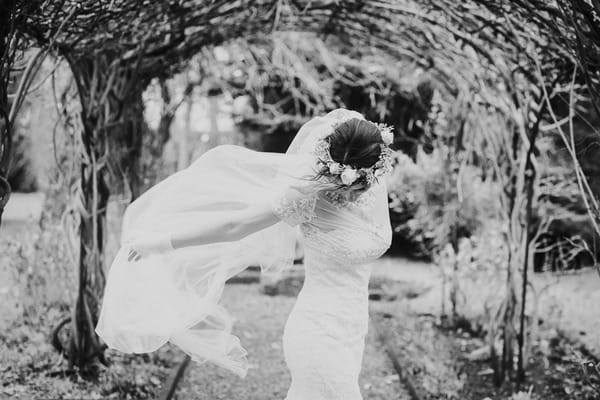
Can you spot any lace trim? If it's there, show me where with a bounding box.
[271,190,318,227]
[320,187,378,210]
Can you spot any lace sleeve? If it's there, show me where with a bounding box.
[271,188,318,227]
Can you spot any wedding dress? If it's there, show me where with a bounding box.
[95,108,392,399]
[275,185,391,400]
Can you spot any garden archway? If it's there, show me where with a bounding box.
[5,0,598,382]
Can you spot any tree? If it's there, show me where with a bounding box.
[7,0,598,378]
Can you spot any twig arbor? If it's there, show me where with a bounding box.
[0,0,19,222]
[0,1,56,223]
[3,0,598,383]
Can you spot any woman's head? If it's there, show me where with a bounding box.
[328,118,384,169]
[310,117,394,199]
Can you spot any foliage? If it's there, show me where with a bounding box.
[377,313,466,399]
[534,160,599,271]
[194,33,433,156]
[7,131,37,192]
[387,148,497,259]
[0,189,176,398]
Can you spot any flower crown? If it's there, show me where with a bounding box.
[313,119,395,187]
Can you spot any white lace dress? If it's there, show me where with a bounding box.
[272,187,392,400]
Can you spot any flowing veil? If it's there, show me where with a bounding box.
[95,108,391,378]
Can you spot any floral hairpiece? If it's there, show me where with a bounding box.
[313,120,395,186]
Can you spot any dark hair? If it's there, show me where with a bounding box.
[327,118,383,168]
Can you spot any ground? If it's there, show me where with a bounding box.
[175,284,407,400]
[1,193,600,399]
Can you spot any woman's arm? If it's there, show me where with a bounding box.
[170,201,280,249]
[170,179,335,248]
[126,182,333,262]
[127,203,279,262]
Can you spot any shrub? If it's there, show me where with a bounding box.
[387,147,497,259]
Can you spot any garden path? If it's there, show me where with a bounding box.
[175,283,408,400]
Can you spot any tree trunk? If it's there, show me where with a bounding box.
[60,54,148,374]
[517,92,544,383]
[0,0,17,226]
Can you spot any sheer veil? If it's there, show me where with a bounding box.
[95,108,392,378]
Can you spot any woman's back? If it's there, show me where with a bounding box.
[282,184,392,400]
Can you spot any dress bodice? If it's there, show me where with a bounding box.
[271,184,392,294]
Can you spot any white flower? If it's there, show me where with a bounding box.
[380,127,394,145]
[328,162,342,174]
[340,168,359,185]
[363,169,375,185]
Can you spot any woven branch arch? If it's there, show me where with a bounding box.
[18,1,596,92]
[8,0,598,375]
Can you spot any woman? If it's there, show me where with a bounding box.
[95,108,394,399]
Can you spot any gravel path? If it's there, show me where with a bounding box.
[175,283,407,400]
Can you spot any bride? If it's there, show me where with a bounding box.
[95,108,394,400]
